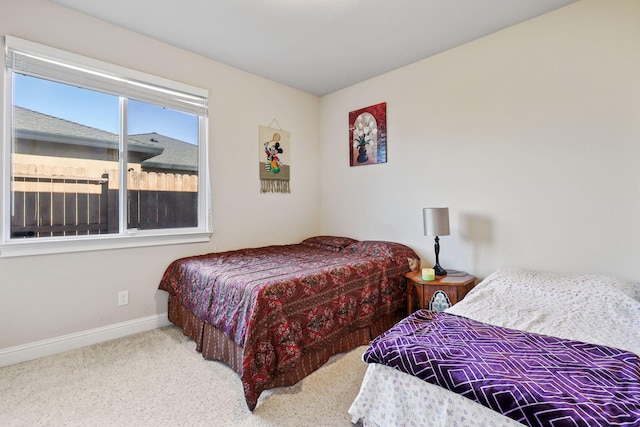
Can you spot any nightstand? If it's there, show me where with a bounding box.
[405,270,476,315]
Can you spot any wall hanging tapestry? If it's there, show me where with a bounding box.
[349,102,387,166]
[259,123,290,193]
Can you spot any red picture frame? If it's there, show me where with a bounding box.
[349,102,387,166]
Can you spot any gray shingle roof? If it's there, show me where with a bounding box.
[16,106,116,141]
[14,106,196,171]
[130,133,198,172]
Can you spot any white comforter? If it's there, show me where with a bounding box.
[349,268,640,427]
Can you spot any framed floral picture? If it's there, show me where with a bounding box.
[349,102,387,166]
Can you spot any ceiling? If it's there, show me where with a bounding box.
[49,0,577,96]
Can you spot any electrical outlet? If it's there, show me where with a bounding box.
[118,291,129,306]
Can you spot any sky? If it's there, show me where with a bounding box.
[14,74,199,145]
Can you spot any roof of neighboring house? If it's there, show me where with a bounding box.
[14,106,161,157]
[14,106,196,171]
[130,133,197,172]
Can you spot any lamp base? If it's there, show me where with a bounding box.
[434,263,447,277]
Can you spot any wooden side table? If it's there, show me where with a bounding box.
[405,270,476,315]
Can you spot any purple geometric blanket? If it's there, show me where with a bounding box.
[364,311,640,427]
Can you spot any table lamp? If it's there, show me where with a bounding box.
[423,207,450,277]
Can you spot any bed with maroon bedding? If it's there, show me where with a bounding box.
[158,236,418,410]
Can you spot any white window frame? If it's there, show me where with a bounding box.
[1,35,211,258]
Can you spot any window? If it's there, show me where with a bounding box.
[2,36,210,257]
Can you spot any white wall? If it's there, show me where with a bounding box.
[3,0,639,362]
[0,0,321,351]
[320,0,640,281]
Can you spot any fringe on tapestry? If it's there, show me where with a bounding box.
[260,179,290,194]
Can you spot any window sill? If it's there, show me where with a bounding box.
[0,230,211,258]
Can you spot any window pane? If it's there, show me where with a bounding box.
[126,100,199,230]
[3,36,209,255]
[11,74,120,238]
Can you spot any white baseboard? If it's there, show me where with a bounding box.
[0,313,170,368]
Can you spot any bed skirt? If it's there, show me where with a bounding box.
[167,294,402,403]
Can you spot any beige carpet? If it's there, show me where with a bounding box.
[0,326,369,426]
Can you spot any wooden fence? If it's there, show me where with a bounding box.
[10,166,198,238]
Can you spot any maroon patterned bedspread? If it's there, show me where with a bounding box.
[158,238,417,409]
